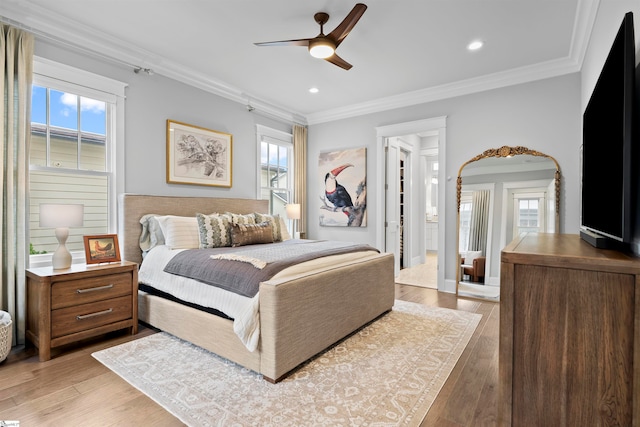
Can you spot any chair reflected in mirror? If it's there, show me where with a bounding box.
[460,251,486,283]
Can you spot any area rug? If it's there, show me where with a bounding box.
[92,300,481,426]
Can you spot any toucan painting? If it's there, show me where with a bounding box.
[318,147,367,227]
[325,164,354,208]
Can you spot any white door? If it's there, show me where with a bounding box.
[385,138,401,276]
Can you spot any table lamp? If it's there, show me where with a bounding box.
[39,203,84,269]
[286,203,301,239]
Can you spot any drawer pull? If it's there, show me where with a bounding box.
[76,284,114,294]
[76,308,113,320]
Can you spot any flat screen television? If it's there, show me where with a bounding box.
[580,11,638,250]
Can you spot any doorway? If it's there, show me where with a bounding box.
[384,137,414,275]
[375,117,447,291]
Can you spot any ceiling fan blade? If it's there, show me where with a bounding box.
[325,53,353,70]
[327,3,367,47]
[254,39,311,47]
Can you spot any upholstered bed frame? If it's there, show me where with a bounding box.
[118,194,395,382]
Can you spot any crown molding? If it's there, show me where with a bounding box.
[306,57,581,124]
[0,0,304,125]
[568,0,600,67]
[2,0,598,126]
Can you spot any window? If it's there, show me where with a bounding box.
[256,125,294,223]
[458,194,473,252]
[513,192,546,236]
[29,58,126,267]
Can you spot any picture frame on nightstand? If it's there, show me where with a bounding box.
[83,234,121,264]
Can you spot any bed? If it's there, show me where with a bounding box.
[118,194,395,383]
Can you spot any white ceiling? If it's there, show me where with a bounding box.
[1,0,595,124]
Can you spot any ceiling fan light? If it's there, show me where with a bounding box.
[309,39,335,59]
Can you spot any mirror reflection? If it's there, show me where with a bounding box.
[456,146,560,301]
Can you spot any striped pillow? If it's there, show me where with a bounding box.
[155,215,199,249]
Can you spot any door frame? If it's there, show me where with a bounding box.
[375,116,447,291]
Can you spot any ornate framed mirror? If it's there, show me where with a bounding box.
[456,146,561,300]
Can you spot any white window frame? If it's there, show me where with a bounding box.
[255,124,294,201]
[29,57,127,268]
[512,191,547,236]
[255,125,294,233]
[458,193,473,253]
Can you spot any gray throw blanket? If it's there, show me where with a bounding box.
[163,239,379,298]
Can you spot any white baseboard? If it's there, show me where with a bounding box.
[441,279,457,294]
[485,276,500,287]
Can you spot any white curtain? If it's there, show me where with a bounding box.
[293,124,307,234]
[468,190,490,254]
[1,25,34,345]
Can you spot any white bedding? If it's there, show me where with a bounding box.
[138,244,381,351]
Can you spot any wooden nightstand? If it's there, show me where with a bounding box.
[26,261,138,361]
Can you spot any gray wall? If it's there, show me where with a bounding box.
[35,40,292,201]
[308,74,582,290]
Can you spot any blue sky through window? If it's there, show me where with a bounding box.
[32,85,106,135]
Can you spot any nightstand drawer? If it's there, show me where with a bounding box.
[51,273,132,309]
[51,295,132,338]
[26,261,138,361]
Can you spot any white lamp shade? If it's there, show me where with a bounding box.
[286,204,301,220]
[39,204,84,228]
[39,204,84,270]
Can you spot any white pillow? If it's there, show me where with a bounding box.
[139,214,166,253]
[464,250,483,264]
[279,216,292,241]
[155,215,200,249]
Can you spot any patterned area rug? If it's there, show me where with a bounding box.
[93,300,481,426]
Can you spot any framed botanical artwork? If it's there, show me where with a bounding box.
[166,119,233,187]
[84,234,121,264]
[318,147,367,227]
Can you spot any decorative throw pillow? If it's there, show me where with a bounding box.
[226,212,256,226]
[196,213,233,248]
[230,221,274,247]
[155,215,200,249]
[254,212,284,242]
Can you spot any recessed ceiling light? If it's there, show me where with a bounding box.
[467,40,484,51]
[309,87,319,94]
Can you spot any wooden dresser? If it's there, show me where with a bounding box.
[499,233,640,426]
[26,261,138,361]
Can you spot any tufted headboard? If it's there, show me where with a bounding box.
[118,193,269,265]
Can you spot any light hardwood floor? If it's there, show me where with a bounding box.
[396,251,438,289]
[0,285,499,426]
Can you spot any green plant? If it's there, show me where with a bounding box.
[29,243,47,255]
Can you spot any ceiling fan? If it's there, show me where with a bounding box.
[254,3,367,70]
